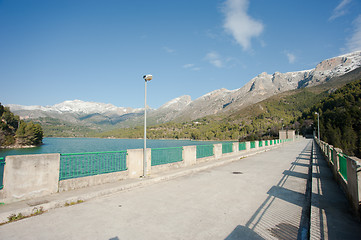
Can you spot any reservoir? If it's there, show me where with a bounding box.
[0,138,222,157]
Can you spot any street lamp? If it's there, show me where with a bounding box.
[143,74,152,177]
[315,112,320,140]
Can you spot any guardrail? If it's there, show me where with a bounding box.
[60,151,127,180]
[196,144,214,159]
[222,142,234,154]
[315,138,361,219]
[0,157,5,190]
[1,138,295,203]
[239,142,246,151]
[151,147,183,166]
[338,152,348,181]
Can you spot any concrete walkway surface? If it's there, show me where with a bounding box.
[0,139,360,239]
[0,144,278,224]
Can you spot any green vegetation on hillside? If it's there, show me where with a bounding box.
[31,117,100,138]
[94,88,327,141]
[0,103,43,147]
[95,70,361,144]
[300,79,361,157]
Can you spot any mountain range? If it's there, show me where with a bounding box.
[7,50,361,130]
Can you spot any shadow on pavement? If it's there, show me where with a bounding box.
[224,140,313,239]
[312,144,361,239]
[225,225,263,240]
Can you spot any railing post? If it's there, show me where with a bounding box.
[332,148,340,179]
[246,141,251,151]
[232,142,238,153]
[346,156,361,218]
[255,140,259,150]
[183,146,196,167]
[328,145,332,162]
[213,144,222,159]
[127,149,144,178]
[0,154,60,203]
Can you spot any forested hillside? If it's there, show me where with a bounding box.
[95,72,361,144]
[301,79,361,158]
[94,88,327,141]
[0,103,43,147]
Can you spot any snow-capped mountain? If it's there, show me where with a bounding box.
[166,50,361,120]
[7,51,361,126]
[7,100,144,125]
[8,99,138,115]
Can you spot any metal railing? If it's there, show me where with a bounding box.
[338,152,348,181]
[250,141,256,149]
[222,142,233,154]
[151,147,183,166]
[59,151,127,180]
[239,142,246,151]
[196,145,214,159]
[330,147,335,164]
[0,157,5,190]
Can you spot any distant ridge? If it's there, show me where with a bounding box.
[7,50,361,129]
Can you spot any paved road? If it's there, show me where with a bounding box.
[0,139,315,239]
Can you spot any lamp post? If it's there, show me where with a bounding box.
[143,74,152,177]
[315,112,320,140]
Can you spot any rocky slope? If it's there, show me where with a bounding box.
[172,51,361,121]
[7,51,361,127]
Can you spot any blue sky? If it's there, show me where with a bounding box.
[1,0,361,109]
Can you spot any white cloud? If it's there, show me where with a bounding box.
[346,15,361,52]
[183,63,200,71]
[163,47,175,53]
[285,52,296,64]
[222,0,264,50]
[329,0,351,21]
[183,64,194,69]
[205,52,223,68]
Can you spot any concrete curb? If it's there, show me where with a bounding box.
[0,145,283,224]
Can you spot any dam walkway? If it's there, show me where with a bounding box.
[0,139,360,239]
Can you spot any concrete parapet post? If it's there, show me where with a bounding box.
[255,141,259,150]
[327,145,332,163]
[127,149,144,178]
[0,154,60,203]
[279,130,287,140]
[331,147,339,178]
[358,159,361,218]
[246,141,251,151]
[232,142,238,153]
[214,144,222,159]
[128,148,151,178]
[183,146,196,167]
[347,156,361,218]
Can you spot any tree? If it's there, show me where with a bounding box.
[0,103,43,147]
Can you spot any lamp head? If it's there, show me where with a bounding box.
[143,75,152,81]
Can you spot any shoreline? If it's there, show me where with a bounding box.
[0,144,41,150]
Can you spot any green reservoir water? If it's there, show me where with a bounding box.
[0,138,221,157]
